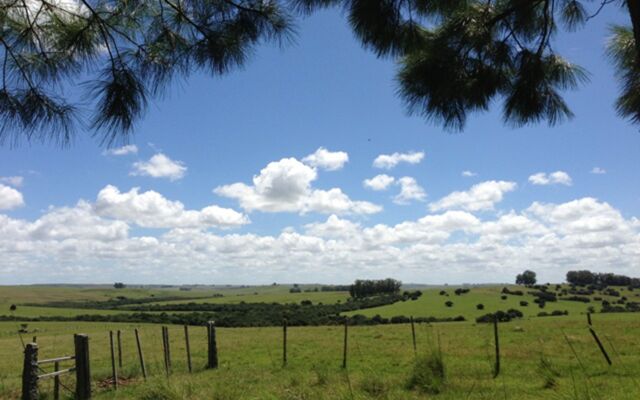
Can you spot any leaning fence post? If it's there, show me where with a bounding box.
[74,334,91,399]
[342,318,348,369]
[587,312,592,326]
[410,316,417,355]
[493,315,500,378]
[283,318,288,367]
[134,329,147,380]
[109,331,118,390]
[589,327,612,365]
[207,321,218,369]
[21,342,38,400]
[184,325,192,373]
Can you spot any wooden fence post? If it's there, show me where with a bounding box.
[589,327,612,365]
[493,316,500,378]
[207,321,218,369]
[117,330,123,369]
[587,312,592,326]
[74,334,91,399]
[53,361,60,400]
[342,318,348,369]
[109,331,118,390]
[410,316,417,355]
[184,325,192,373]
[162,326,171,376]
[21,342,38,400]
[283,319,288,367]
[134,329,147,380]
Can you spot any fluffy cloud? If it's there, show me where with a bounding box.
[94,185,249,229]
[528,171,572,186]
[373,151,424,169]
[214,157,381,215]
[131,153,187,181]
[462,171,477,177]
[363,174,395,191]
[302,147,349,171]
[0,184,25,210]
[429,181,517,212]
[104,144,138,156]
[591,167,606,175]
[394,177,426,204]
[0,196,638,284]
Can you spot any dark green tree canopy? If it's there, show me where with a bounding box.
[515,270,537,285]
[1,0,638,146]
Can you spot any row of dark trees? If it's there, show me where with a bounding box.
[566,270,640,287]
[349,279,402,298]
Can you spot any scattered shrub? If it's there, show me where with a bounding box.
[476,304,484,310]
[519,301,529,307]
[501,295,508,300]
[445,301,453,307]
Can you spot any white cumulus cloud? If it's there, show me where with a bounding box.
[302,147,349,171]
[373,151,424,169]
[429,180,517,212]
[94,185,249,229]
[215,157,381,215]
[0,184,24,210]
[363,174,395,191]
[462,171,477,177]
[591,167,606,175]
[131,153,186,181]
[528,171,572,186]
[394,177,426,204]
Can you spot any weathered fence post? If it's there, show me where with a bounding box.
[109,331,118,390]
[587,312,592,326]
[342,318,348,369]
[74,334,91,399]
[410,316,417,355]
[53,361,60,400]
[283,319,288,367]
[207,321,218,369]
[134,329,147,380]
[21,342,38,400]
[184,325,192,373]
[493,316,500,378]
[117,330,123,369]
[589,327,612,365]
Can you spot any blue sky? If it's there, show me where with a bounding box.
[0,6,638,285]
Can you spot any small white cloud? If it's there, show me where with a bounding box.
[363,174,395,191]
[0,184,25,210]
[529,171,572,186]
[591,167,606,175]
[104,144,138,156]
[302,147,349,171]
[373,151,424,169]
[429,180,517,212]
[394,177,427,205]
[131,153,186,181]
[462,171,477,177]
[0,176,24,187]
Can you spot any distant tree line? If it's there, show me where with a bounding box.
[349,279,402,298]
[566,270,640,287]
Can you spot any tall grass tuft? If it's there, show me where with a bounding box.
[537,354,560,389]
[406,351,446,394]
[359,370,389,398]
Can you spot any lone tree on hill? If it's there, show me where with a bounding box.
[113,282,126,289]
[516,270,537,285]
[1,1,639,146]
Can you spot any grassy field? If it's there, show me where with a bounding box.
[1,284,639,399]
[1,314,639,399]
[344,285,637,321]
